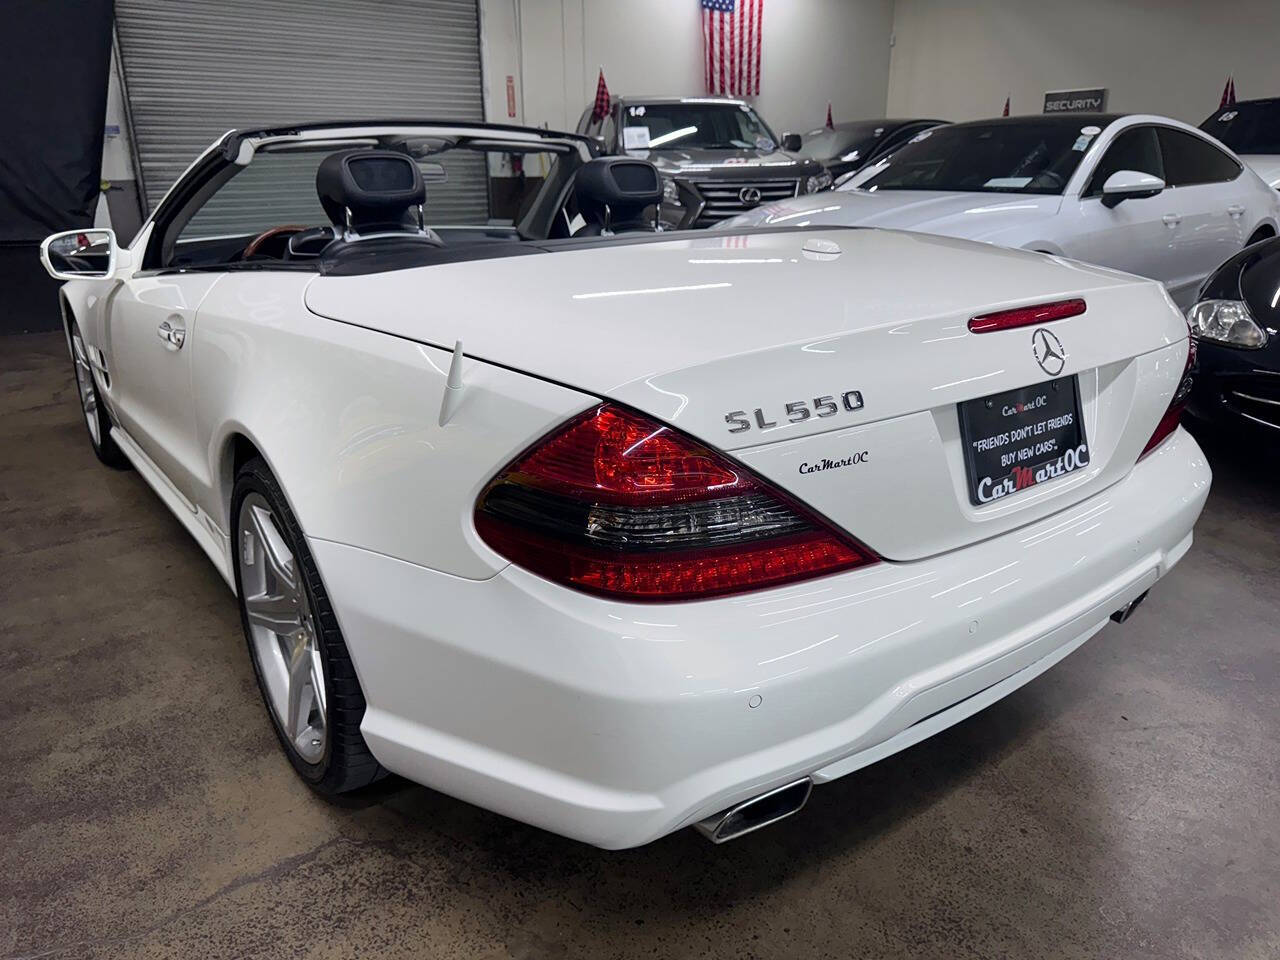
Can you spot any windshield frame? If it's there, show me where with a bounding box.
[140,124,594,272]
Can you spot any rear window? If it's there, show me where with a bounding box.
[179,143,568,242]
[1200,102,1280,155]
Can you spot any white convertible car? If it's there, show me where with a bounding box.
[719,113,1280,310]
[41,121,1210,849]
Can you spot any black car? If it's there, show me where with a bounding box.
[1199,98,1280,189]
[575,95,831,228]
[1186,235,1280,434]
[799,118,948,181]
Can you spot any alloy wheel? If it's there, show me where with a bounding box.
[237,492,328,763]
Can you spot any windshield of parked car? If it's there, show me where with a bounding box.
[801,121,893,162]
[621,102,777,151]
[1200,101,1280,154]
[856,121,1103,195]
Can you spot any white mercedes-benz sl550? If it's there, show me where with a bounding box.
[41,121,1210,848]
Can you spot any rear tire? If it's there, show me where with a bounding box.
[68,319,129,469]
[1246,226,1275,246]
[232,456,385,794]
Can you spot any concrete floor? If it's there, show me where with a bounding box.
[2,331,1278,960]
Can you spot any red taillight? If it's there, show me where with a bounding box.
[475,404,877,601]
[1139,337,1196,459]
[968,298,1086,334]
[504,405,747,505]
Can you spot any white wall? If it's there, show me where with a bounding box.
[887,0,1280,125]
[480,0,894,136]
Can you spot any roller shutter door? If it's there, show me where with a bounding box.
[114,0,485,226]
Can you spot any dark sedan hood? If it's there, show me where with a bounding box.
[636,147,823,179]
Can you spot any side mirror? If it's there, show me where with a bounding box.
[1101,170,1165,208]
[781,132,802,152]
[39,228,119,280]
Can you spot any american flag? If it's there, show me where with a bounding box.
[701,0,763,98]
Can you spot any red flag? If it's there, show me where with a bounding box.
[1002,96,1010,117]
[825,102,834,129]
[701,0,763,97]
[1220,75,1237,109]
[590,68,611,123]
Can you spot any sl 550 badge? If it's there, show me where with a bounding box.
[725,391,864,434]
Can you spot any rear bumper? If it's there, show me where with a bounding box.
[311,428,1210,849]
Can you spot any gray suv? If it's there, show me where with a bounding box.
[576,95,831,228]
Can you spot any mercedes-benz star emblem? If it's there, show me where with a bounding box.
[1032,328,1066,376]
[739,186,763,206]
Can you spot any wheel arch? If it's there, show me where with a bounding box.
[215,427,277,534]
[56,288,77,352]
[58,288,109,398]
[214,425,326,593]
[1247,221,1276,245]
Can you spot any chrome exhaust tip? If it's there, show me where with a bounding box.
[694,777,813,844]
[1110,589,1150,624]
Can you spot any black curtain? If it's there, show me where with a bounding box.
[1,0,113,333]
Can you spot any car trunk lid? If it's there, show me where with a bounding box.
[305,228,1189,560]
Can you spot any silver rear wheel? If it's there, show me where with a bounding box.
[237,492,328,764]
[231,457,383,793]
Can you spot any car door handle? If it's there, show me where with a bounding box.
[157,319,186,350]
[1161,214,1182,226]
[1227,204,1246,217]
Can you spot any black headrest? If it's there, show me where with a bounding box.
[574,158,662,229]
[316,149,426,234]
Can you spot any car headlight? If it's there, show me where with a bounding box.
[805,171,833,194]
[1187,299,1268,348]
[662,178,682,206]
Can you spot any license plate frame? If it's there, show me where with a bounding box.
[957,376,1090,506]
